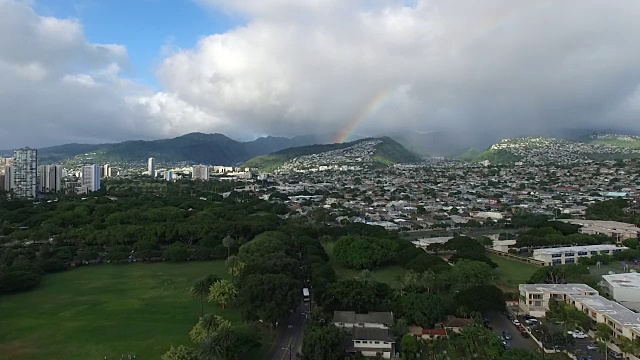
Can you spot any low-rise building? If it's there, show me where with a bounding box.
[533,245,627,266]
[601,272,640,304]
[333,311,395,359]
[518,284,599,317]
[559,219,640,244]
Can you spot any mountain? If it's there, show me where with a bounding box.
[384,130,498,156]
[243,137,420,171]
[472,136,640,164]
[0,133,344,166]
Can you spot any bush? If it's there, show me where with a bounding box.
[38,258,67,273]
[163,242,190,262]
[0,270,43,293]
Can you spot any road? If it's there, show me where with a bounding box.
[485,311,538,351]
[271,302,307,360]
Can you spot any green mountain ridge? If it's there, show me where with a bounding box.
[243,137,420,171]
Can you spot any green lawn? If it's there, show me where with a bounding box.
[489,254,540,291]
[0,261,269,360]
[323,242,406,287]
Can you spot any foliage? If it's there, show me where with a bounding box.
[332,236,400,269]
[448,260,496,291]
[321,279,393,313]
[454,285,505,314]
[394,292,446,328]
[586,198,628,221]
[163,242,190,262]
[302,324,345,360]
[208,280,237,309]
[161,345,197,360]
[529,264,591,284]
[191,274,221,316]
[237,273,302,325]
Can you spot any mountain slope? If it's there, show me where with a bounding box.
[244,137,420,171]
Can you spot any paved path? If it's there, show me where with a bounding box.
[486,311,538,351]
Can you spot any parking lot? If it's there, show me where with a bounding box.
[485,311,538,352]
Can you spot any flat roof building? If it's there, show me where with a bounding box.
[601,272,640,304]
[559,219,640,244]
[533,244,627,266]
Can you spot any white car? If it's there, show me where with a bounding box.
[568,330,588,339]
[512,319,521,326]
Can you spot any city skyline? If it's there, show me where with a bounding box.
[2,0,640,148]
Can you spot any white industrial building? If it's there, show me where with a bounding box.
[519,284,599,317]
[533,244,627,266]
[601,272,640,304]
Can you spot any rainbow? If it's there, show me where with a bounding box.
[333,90,391,143]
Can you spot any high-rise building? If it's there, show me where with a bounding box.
[0,157,13,175]
[2,166,12,191]
[81,164,101,192]
[192,165,210,181]
[164,170,175,181]
[102,164,111,178]
[13,148,37,198]
[148,158,156,177]
[38,165,63,193]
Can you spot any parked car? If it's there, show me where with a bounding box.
[502,341,510,349]
[570,330,588,339]
[608,350,622,359]
[520,331,530,338]
[502,331,512,340]
[523,315,536,320]
[512,319,521,326]
[586,344,597,351]
[525,318,538,325]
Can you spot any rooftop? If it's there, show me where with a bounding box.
[568,294,640,333]
[351,327,395,342]
[333,311,394,326]
[519,283,598,294]
[533,244,627,256]
[602,272,640,289]
[560,219,640,231]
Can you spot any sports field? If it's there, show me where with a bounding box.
[0,261,267,360]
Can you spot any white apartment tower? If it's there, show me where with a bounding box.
[148,158,156,177]
[13,148,38,198]
[192,165,210,180]
[3,166,13,191]
[81,164,101,192]
[102,164,111,178]
[38,165,63,193]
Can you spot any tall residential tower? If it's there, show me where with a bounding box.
[13,148,37,198]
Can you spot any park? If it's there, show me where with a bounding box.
[0,261,269,360]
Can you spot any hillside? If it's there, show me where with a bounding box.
[1,133,338,166]
[585,133,640,149]
[244,137,420,171]
[471,136,640,164]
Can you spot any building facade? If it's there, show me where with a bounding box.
[519,284,599,317]
[2,166,12,191]
[38,165,62,193]
[560,219,640,244]
[601,272,640,304]
[192,165,210,181]
[81,164,101,192]
[13,148,38,198]
[333,311,395,359]
[533,244,627,266]
[148,158,155,177]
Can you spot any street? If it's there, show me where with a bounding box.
[271,302,307,360]
[486,311,539,352]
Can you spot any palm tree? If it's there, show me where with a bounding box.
[225,255,245,281]
[213,322,237,359]
[191,275,219,317]
[198,335,224,360]
[222,235,236,259]
[595,323,612,360]
[359,269,373,282]
[618,337,634,360]
[420,270,436,294]
[208,280,237,309]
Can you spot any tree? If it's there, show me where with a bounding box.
[191,275,220,316]
[222,235,237,258]
[332,236,399,269]
[455,285,505,313]
[302,324,345,360]
[189,314,230,343]
[500,348,543,360]
[237,273,302,325]
[161,345,197,360]
[400,334,420,360]
[394,293,446,328]
[449,260,496,291]
[595,323,612,359]
[618,337,636,360]
[163,242,190,262]
[208,280,237,309]
[321,279,392,313]
[225,255,245,280]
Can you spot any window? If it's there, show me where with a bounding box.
[375,341,380,344]
[552,259,562,265]
[578,251,588,256]
[591,251,598,255]
[565,258,575,264]
[552,254,562,258]
[601,250,610,254]
[565,252,575,257]
[355,340,361,344]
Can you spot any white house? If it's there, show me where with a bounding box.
[333,311,395,358]
[601,272,640,304]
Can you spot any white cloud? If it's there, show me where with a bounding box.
[2,0,640,148]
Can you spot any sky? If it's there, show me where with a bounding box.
[1,0,640,148]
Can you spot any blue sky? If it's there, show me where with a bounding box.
[34,0,239,87]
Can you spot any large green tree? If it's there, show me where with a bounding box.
[302,324,345,360]
[237,273,302,325]
[208,280,237,309]
[190,275,221,316]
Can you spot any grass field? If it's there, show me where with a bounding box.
[0,261,269,360]
[323,242,406,287]
[489,254,540,291]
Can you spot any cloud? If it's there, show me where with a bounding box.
[2,0,640,149]
[156,0,640,139]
